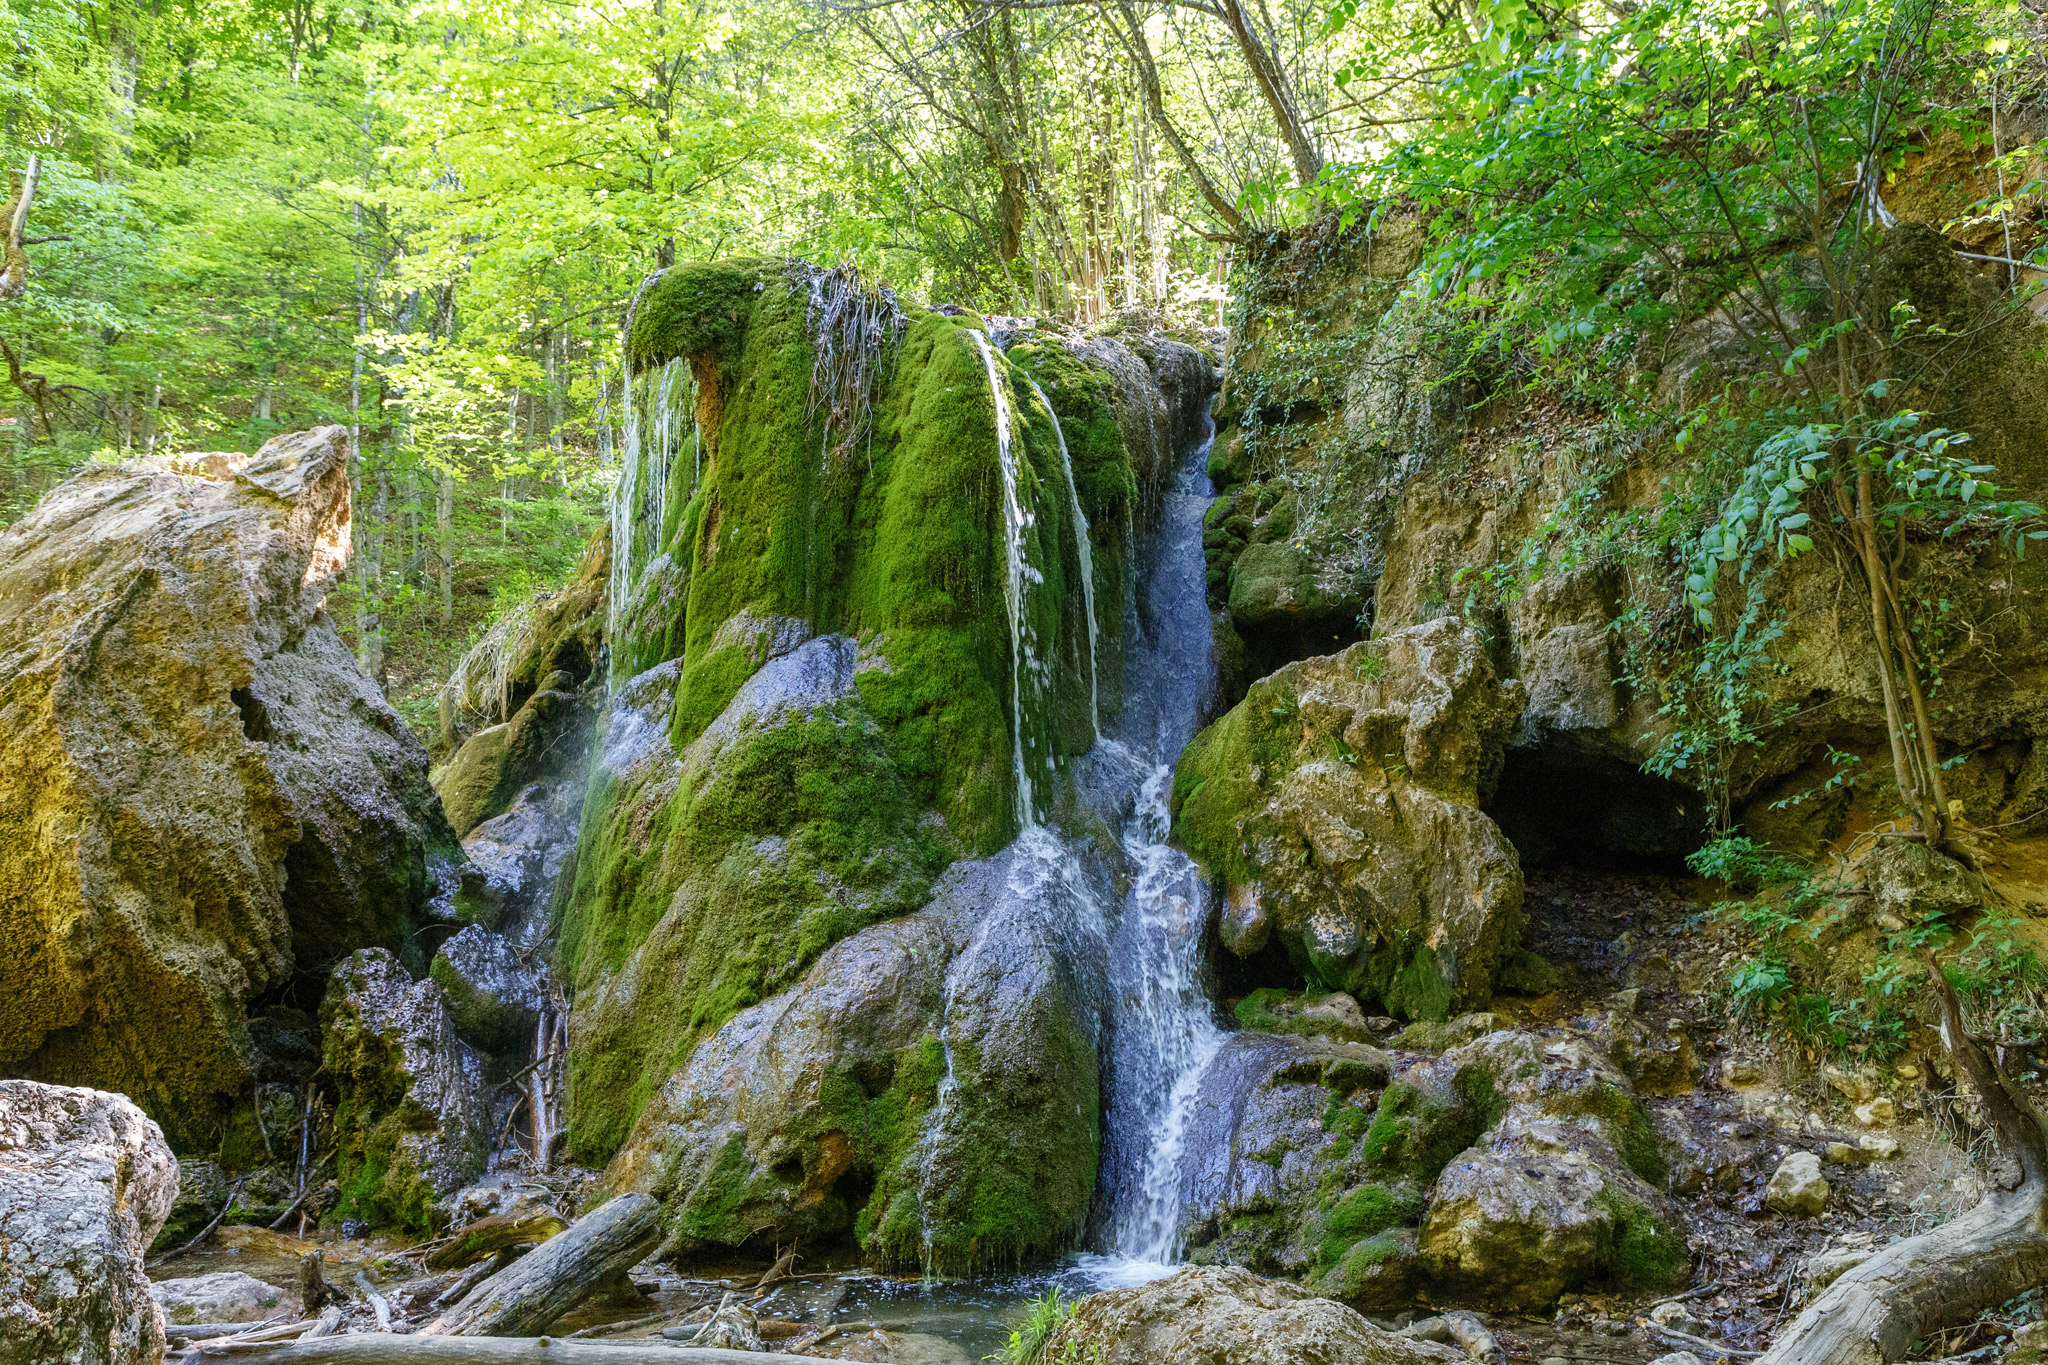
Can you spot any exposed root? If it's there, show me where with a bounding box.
[791,261,904,466]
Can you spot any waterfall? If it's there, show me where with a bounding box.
[1023,375,1099,741]
[970,329,1041,827]
[1092,404,1223,1269]
[607,269,700,685]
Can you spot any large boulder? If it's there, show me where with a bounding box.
[1417,1032,1688,1309]
[1173,617,1526,1018]
[151,1271,291,1326]
[604,831,1106,1276]
[0,427,465,1146]
[0,1082,178,1365]
[1043,1265,1465,1365]
[320,949,489,1232]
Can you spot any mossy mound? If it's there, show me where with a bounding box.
[561,263,1161,1171]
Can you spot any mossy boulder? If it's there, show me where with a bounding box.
[0,427,462,1151]
[605,837,1104,1276]
[320,949,488,1233]
[560,263,1208,1173]
[1413,1031,1687,1308]
[429,925,551,1055]
[1173,617,1526,1019]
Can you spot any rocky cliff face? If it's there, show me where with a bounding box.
[0,427,467,1149]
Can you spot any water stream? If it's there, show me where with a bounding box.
[970,329,1043,825]
[1022,374,1100,740]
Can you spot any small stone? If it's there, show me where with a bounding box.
[1854,1097,1896,1127]
[1894,1063,1921,1080]
[1857,1134,1901,1160]
[1542,1357,1571,1365]
[1650,1302,1704,1332]
[1824,1141,1858,1165]
[1647,1353,1705,1365]
[1368,1016,1397,1034]
[1721,1059,1764,1087]
[1823,1065,1877,1102]
[1609,988,1641,1017]
[1765,1151,1831,1217]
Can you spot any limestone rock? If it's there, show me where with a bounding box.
[0,1081,178,1365]
[459,782,583,949]
[430,924,552,1054]
[1865,842,1982,925]
[434,534,606,760]
[154,1158,231,1254]
[604,834,1105,1275]
[321,949,488,1230]
[1765,1151,1830,1217]
[1044,1265,1465,1365]
[0,429,465,1144]
[151,1271,291,1325]
[1174,618,1526,1018]
[1417,1032,1687,1310]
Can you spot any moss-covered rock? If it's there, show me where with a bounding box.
[1173,618,1525,1019]
[560,264,1203,1171]
[320,949,488,1234]
[605,837,1103,1275]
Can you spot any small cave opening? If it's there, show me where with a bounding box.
[1209,926,1308,1021]
[231,685,274,742]
[1487,740,1706,875]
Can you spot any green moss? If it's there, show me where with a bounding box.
[1384,945,1454,1022]
[1358,1077,1482,1182]
[1314,1229,1419,1305]
[1598,1192,1689,1293]
[1235,987,1290,1033]
[1593,1087,1668,1186]
[628,259,779,374]
[1316,1181,1426,1271]
[676,1135,760,1242]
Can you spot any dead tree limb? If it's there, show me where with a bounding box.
[1756,952,2048,1365]
[186,1335,774,1363]
[0,155,40,301]
[424,1193,660,1338]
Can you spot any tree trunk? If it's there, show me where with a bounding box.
[1,155,43,301]
[1103,0,1243,232]
[425,1193,661,1338]
[435,465,454,624]
[1215,0,1321,186]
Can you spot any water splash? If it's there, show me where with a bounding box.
[970,329,1040,828]
[1023,374,1098,742]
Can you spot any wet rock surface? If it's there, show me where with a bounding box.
[1045,1265,1466,1365]
[151,1270,293,1325]
[0,1081,178,1365]
[431,923,554,1053]
[0,427,463,1144]
[320,948,489,1231]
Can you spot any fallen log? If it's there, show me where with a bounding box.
[425,1193,661,1338]
[1756,949,2048,1365]
[424,1210,569,1271]
[189,1335,775,1363]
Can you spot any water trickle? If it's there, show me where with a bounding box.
[1023,375,1099,742]
[970,329,1039,827]
[607,270,702,686]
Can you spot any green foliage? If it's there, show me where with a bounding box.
[990,1289,1086,1365]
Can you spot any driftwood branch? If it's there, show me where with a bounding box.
[1755,949,2048,1365]
[424,1193,660,1337]
[185,1335,772,1363]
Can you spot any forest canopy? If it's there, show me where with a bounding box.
[1,0,2039,726]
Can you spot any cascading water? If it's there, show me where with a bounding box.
[970,329,1044,825]
[1023,375,1100,741]
[1091,405,1224,1270]
[606,271,699,686]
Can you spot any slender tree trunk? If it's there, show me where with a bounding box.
[435,465,454,625]
[1216,0,1321,185]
